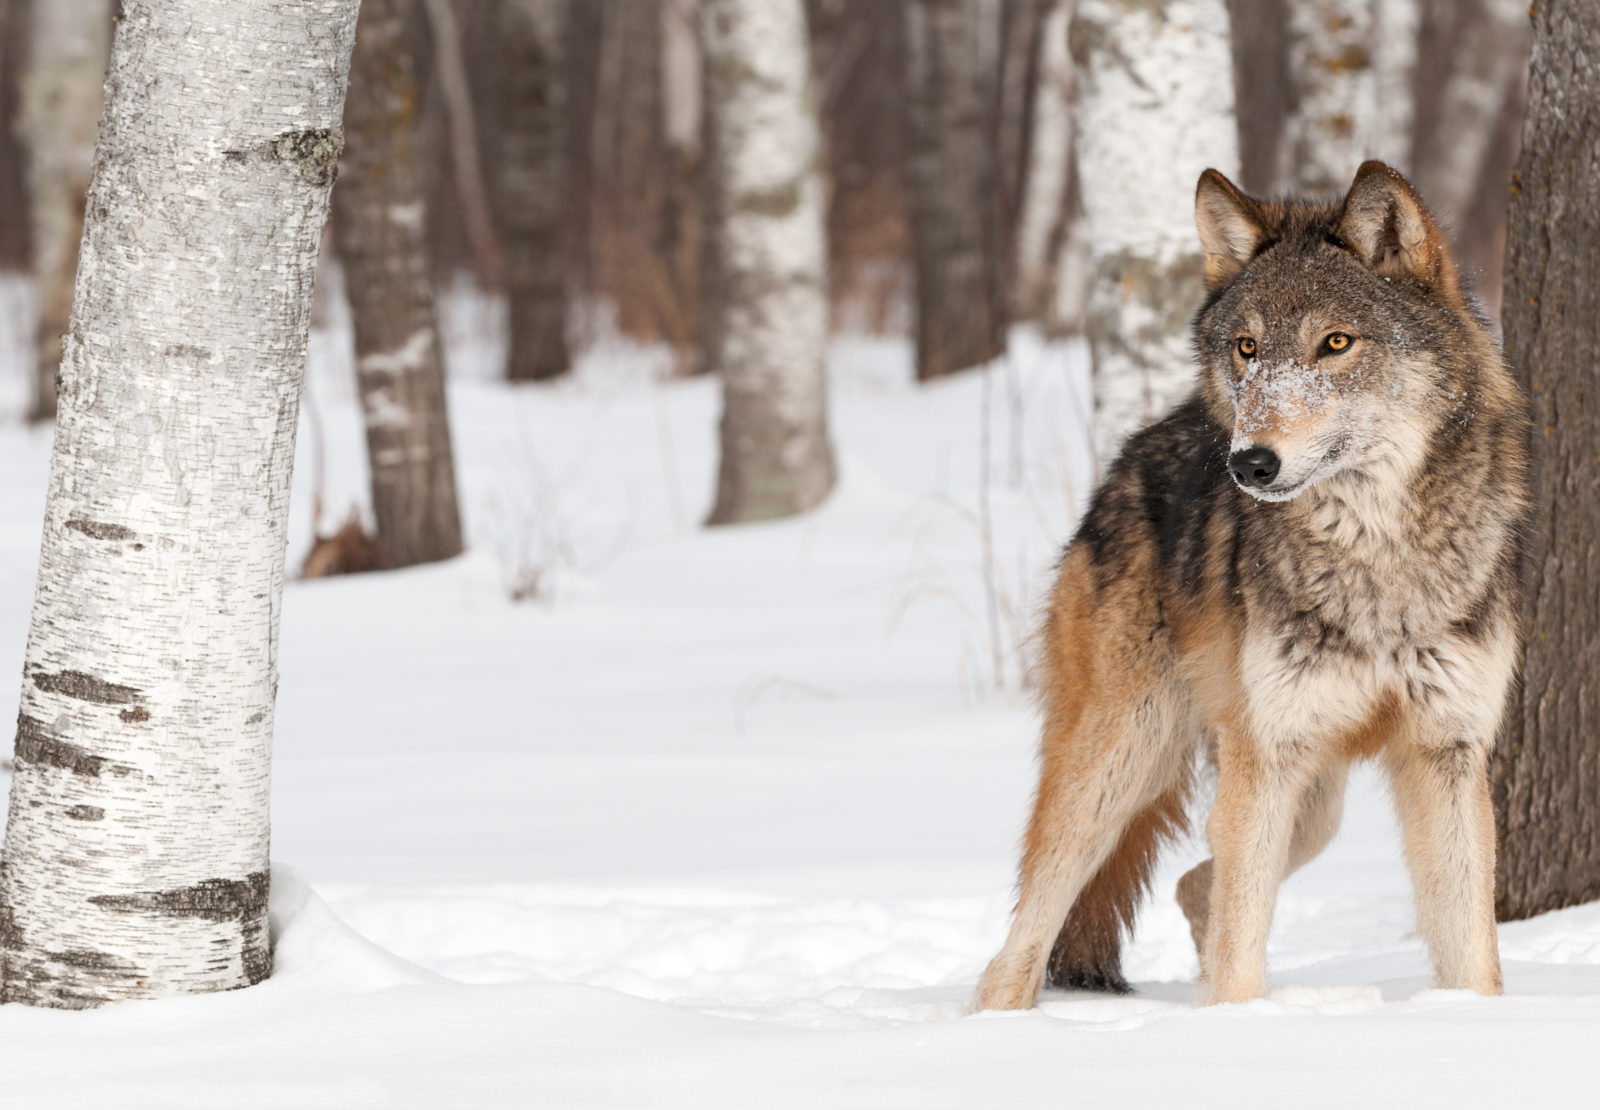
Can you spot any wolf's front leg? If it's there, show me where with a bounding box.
[1384,737,1501,994]
[1201,734,1306,1004]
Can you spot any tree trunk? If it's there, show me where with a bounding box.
[1012,0,1083,331]
[1413,0,1530,316]
[0,0,32,272]
[1073,0,1238,466]
[994,0,1044,310]
[1277,0,1381,194]
[1225,0,1290,196]
[486,0,569,381]
[0,0,356,1007]
[334,0,465,568]
[1370,0,1420,172]
[903,0,1005,380]
[16,0,109,422]
[701,0,836,524]
[1491,0,1600,923]
[421,0,502,290]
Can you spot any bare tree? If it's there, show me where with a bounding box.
[16,0,109,421]
[1073,0,1238,466]
[903,0,1005,380]
[487,0,570,381]
[0,0,356,1007]
[334,0,464,568]
[1491,0,1600,923]
[701,0,836,524]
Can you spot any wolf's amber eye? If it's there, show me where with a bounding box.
[1322,333,1352,355]
[1236,337,1257,359]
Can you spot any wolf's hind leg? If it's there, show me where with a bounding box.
[1177,762,1348,966]
[1046,785,1189,993]
[976,689,1189,1012]
[1384,739,1501,995]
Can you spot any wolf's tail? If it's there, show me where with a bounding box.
[1044,782,1190,993]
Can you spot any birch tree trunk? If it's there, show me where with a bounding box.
[1012,0,1082,329]
[701,0,836,524]
[1073,0,1238,466]
[0,0,356,1007]
[1491,0,1600,922]
[903,0,1005,380]
[1370,0,1420,172]
[335,0,464,567]
[17,0,109,421]
[488,0,569,381]
[1277,0,1380,194]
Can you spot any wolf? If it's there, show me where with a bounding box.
[976,161,1531,1010]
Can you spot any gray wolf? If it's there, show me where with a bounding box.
[976,161,1531,1009]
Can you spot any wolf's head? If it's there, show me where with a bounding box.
[1192,161,1487,502]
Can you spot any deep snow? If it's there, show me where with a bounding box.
[1,274,1598,1106]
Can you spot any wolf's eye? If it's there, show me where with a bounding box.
[1236,337,1257,359]
[1322,333,1352,355]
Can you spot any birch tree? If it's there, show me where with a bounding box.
[701,0,836,524]
[17,0,109,421]
[1012,0,1086,332]
[903,0,1005,380]
[335,0,464,569]
[0,0,357,1007]
[1073,0,1238,465]
[1491,0,1600,922]
[488,0,570,381]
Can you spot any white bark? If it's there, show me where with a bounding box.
[1013,0,1071,319]
[701,0,836,524]
[17,0,109,420]
[1074,0,1238,466]
[0,0,357,1007]
[662,0,701,154]
[1278,0,1413,193]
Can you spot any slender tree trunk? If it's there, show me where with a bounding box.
[335,0,464,568]
[994,0,1043,308]
[701,0,836,524]
[422,0,502,290]
[1491,0,1600,922]
[1073,0,1238,466]
[1226,0,1290,196]
[0,0,32,273]
[1012,0,1080,329]
[487,0,569,381]
[903,0,1005,380]
[1370,0,1420,172]
[0,0,356,1007]
[16,0,109,422]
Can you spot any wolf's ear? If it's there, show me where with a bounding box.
[1336,161,1460,299]
[1195,170,1268,292]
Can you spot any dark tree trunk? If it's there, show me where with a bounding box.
[334,0,465,569]
[487,0,569,381]
[1492,0,1600,921]
[1225,0,1291,196]
[0,0,31,271]
[902,0,1005,380]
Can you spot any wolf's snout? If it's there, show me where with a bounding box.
[1229,446,1280,490]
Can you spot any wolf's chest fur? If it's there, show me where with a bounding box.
[1236,469,1506,747]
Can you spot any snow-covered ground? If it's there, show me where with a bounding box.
[2,275,1599,1106]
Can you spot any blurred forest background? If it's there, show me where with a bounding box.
[0,0,1532,544]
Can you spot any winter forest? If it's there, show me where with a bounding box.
[0,0,1597,1104]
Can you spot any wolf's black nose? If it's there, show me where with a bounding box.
[1229,446,1280,489]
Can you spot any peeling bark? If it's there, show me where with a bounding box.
[0,0,358,1008]
[701,0,836,524]
[1491,0,1600,922]
[16,0,110,421]
[334,0,465,569]
[1073,0,1238,466]
[903,0,1006,380]
[488,0,570,381]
